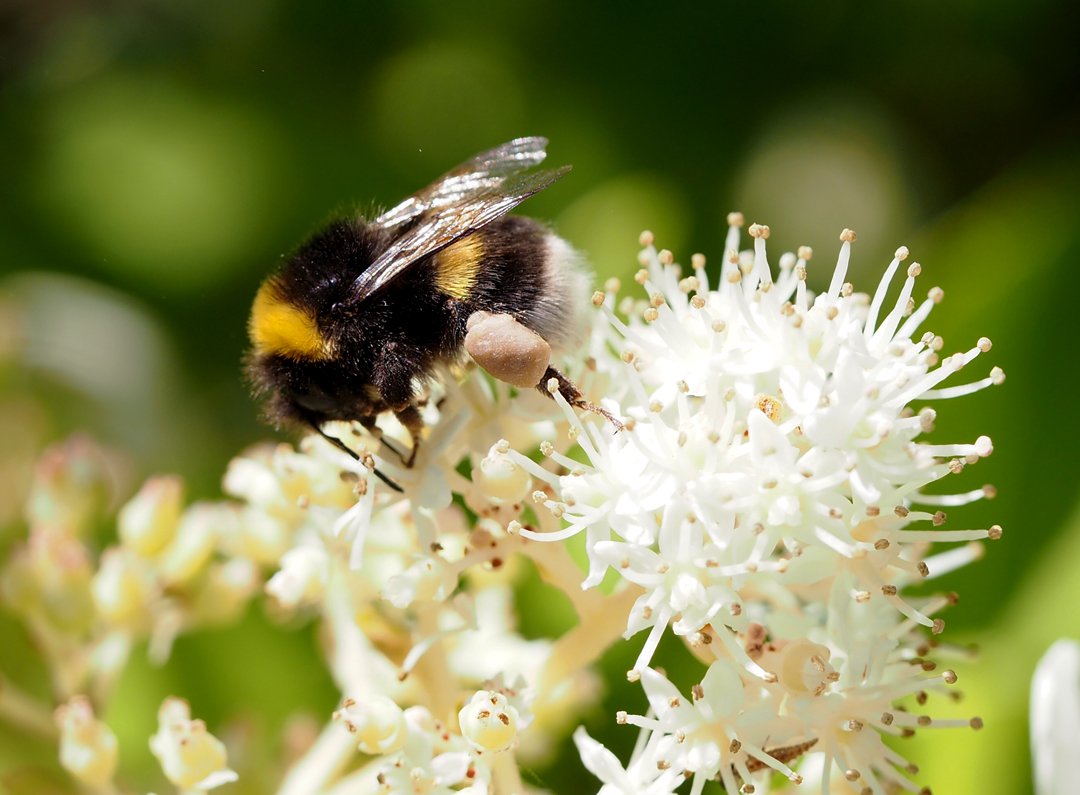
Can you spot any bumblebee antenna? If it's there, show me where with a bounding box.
[307,422,404,493]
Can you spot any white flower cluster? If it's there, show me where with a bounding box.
[0,216,1000,795]
[1,437,253,792]
[517,217,1001,793]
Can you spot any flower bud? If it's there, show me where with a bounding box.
[227,508,290,566]
[1032,639,1080,795]
[118,476,183,556]
[188,558,259,627]
[222,450,279,504]
[266,545,329,609]
[473,441,531,503]
[2,528,95,634]
[149,697,237,791]
[25,435,114,536]
[333,695,407,755]
[56,696,118,788]
[458,690,519,752]
[382,556,457,608]
[91,547,157,628]
[157,503,228,586]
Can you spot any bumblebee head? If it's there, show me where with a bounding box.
[246,275,343,426]
[246,216,396,427]
[247,347,381,431]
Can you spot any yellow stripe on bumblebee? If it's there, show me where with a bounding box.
[249,280,334,361]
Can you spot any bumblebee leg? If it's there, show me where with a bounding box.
[393,404,425,468]
[307,421,403,493]
[358,414,410,466]
[536,366,624,430]
[464,311,551,389]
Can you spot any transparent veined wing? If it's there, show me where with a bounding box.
[373,137,551,230]
[348,148,569,304]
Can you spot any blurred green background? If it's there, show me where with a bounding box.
[1,0,1078,792]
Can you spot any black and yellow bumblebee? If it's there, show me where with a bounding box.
[247,137,617,488]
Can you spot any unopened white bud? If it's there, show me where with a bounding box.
[458,690,519,752]
[382,557,457,608]
[334,695,407,755]
[149,698,237,791]
[91,548,157,628]
[5,529,96,633]
[118,475,183,556]
[190,559,260,627]
[474,441,532,503]
[56,696,118,788]
[266,545,329,609]
[157,502,228,586]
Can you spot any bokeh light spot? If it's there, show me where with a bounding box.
[557,175,689,283]
[369,41,525,166]
[731,96,917,283]
[36,77,289,289]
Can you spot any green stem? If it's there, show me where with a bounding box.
[0,673,58,739]
[536,584,641,706]
[412,602,459,725]
[491,751,525,795]
[275,721,358,795]
[520,529,599,616]
[321,760,383,795]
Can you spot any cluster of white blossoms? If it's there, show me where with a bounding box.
[522,218,1001,793]
[0,216,1000,795]
[1,436,252,792]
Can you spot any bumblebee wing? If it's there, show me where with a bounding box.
[373,137,551,230]
[348,163,570,304]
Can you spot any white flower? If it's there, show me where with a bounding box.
[3,213,997,795]
[1031,639,1080,795]
[574,726,683,795]
[374,706,482,794]
[382,554,458,608]
[156,502,231,586]
[619,665,805,792]
[91,547,158,629]
[473,440,533,504]
[446,587,548,696]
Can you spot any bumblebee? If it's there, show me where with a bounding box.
[247,137,617,486]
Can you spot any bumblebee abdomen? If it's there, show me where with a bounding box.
[528,232,591,351]
[453,217,590,353]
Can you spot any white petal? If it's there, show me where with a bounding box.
[1031,639,1080,795]
[639,668,684,718]
[430,751,471,784]
[574,727,630,787]
[701,660,744,717]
